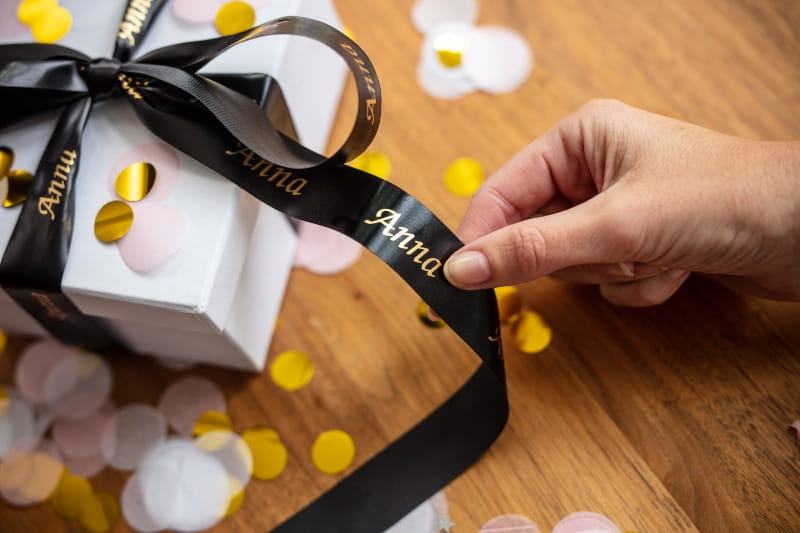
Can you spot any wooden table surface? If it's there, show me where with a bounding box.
[2,0,800,532]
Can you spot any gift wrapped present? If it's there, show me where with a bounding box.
[0,0,348,370]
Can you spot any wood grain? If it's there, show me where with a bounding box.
[1,0,798,532]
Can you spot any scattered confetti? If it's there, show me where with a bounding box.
[242,426,288,480]
[52,402,115,461]
[417,300,445,328]
[29,4,71,43]
[116,201,190,272]
[14,338,79,404]
[16,0,57,25]
[433,31,469,68]
[1,165,33,207]
[480,514,540,532]
[172,0,220,24]
[0,391,36,459]
[509,310,552,354]
[194,430,253,499]
[51,472,94,520]
[443,157,484,196]
[115,162,156,202]
[417,22,476,100]
[215,1,255,36]
[411,0,478,34]
[551,511,622,533]
[42,351,113,420]
[462,26,532,94]
[107,143,180,203]
[494,286,522,324]
[224,476,245,516]
[0,443,63,506]
[94,201,135,243]
[78,491,119,533]
[311,429,355,475]
[270,349,314,391]
[193,410,233,436]
[349,151,392,180]
[104,404,167,472]
[293,220,363,275]
[62,451,108,479]
[157,375,226,438]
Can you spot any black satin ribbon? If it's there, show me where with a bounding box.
[0,6,508,532]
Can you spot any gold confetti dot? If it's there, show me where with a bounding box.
[51,473,93,520]
[94,200,134,243]
[115,162,156,202]
[0,328,6,354]
[443,157,484,196]
[494,286,522,324]
[509,310,552,354]
[16,0,57,25]
[242,426,288,481]
[215,1,255,36]
[270,349,314,391]
[0,146,12,176]
[349,151,392,180]
[416,300,444,329]
[311,430,355,475]
[224,476,245,516]
[433,32,469,68]
[3,170,34,208]
[79,491,118,533]
[30,5,72,43]
[193,410,233,437]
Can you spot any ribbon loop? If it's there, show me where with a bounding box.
[81,58,123,100]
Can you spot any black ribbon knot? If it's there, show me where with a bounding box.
[0,2,509,532]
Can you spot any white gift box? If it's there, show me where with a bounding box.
[0,0,348,370]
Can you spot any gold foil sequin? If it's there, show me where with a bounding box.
[215,1,255,36]
[270,349,314,391]
[224,476,245,516]
[242,426,288,481]
[78,491,119,533]
[443,157,484,196]
[432,32,469,68]
[349,151,392,180]
[115,162,156,202]
[16,0,57,25]
[51,473,94,520]
[0,147,12,176]
[3,170,34,208]
[494,286,522,324]
[417,300,445,329]
[94,201,134,243]
[509,310,552,354]
[192,410,233,437]
[311,430,355,475]
[30,5,72,44]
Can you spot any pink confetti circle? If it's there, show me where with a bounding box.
[171,0,222,24]
[551,511,622,533]
[157,376,226,438]
[42,351,113,420]
[480,514,541,532]
[117,201,189,273]
[62,451,107,479]
[14,339,80,404]
[107,142,181,203]
[293,220,362,275]
[105,404,167,472]
[0,440,63,507]
[52,403,115,459]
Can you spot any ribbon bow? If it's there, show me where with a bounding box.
[0,2,508,532]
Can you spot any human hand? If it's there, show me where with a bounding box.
[443,99,800,306]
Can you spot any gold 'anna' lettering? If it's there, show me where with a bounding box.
[31,293,70,321]
[38,149,77,221]
[118,0,152,47]
[340,42,378,124]
[363,208,443,278]
[224,144,307,196]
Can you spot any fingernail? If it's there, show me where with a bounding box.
[665,268,688,280]
[618,262,635,277]
[444,251,491,287]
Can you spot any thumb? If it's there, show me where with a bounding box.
[444,198,623,289]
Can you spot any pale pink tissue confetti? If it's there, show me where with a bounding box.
[551,511,621,533]
[479,514,540,532]
[157,376,226,437]
[293,220,362,275]
[14,339,80,404]
[172,0,271,24]
[52,402,116,459]
[107,141,181,203]
[117,202,189,273]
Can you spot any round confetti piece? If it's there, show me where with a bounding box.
[494,286,522,324]
[79,491,118,533]
[51,472,94,520]
[171,0,220,24]
[462,26,533,94]
[311,429,355,475]
[14,338,79,404]
[121,473,167,533]
[433,31,469,68]
[443,157,484,196]
[52,402,115,459]
[223,475,245,517]
[349,151,392,180]
[62,451,107,479]
[0,328,6,353]
[416,300,445,329]
[551,511,621,533]
[193,410,233,436]
[411,0,479,34]
[293,220,363,275]
[242,426,288,481]
[104,404,167,472]
[509,310,552,354]
[0,444,63,506]
[108,142,180,203]
[16,0,57,25]
[417,22,477,100]
[215,1,255,36]
[94,200,134,243]
[42,351,113,420]
[158,376,226,438]
[115,161,156,202]
[194,430,253,491]
[270,349,314,391]
[2,169,34,208]
[0,146,12,176]
[117,201,189,272]
[0,392,36,460]
[480,514,541,532]
[30,5,72,43]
